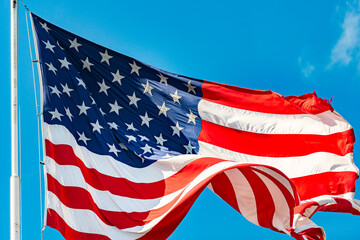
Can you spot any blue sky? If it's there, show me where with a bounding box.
[1,0,360,239]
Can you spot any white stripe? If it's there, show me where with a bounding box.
[223,169,259,226]
[294,222,321,234]
[207,183,214,191]
[253,170,291,233]
[44,122,201,183]
[300,192,355,204]
[301,206,319,218]
[46,156,183,212]
[47,191,143,240]
[198,141,358,178]
[198,99,351,135]
[347,199,360,212]
[292,215,324,235]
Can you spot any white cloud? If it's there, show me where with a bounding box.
[299,57,315,77]
[302,64,315,77]
[328,4,360,68]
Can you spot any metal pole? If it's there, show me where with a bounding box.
[10,0,20,240]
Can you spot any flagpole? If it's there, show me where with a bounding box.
[10,0,21,240]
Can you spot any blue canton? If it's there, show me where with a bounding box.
[32,14,203,168]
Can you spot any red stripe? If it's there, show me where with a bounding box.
[47,208,110,240]
[251,167,298,227]
[211,167,298,231]
[290,171,358,200]
[240,168,277,231]
[289,227,325,240]
[320,198,360,215]
[45,139,225,199]
[202,80,333,114]
[251,167,299,206]
[210,172,241,212]
[199,120,354,157]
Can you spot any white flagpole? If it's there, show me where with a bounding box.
[10,0,21,240]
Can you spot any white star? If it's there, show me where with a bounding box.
[119,143,128,150]
[135,152,146,163]
[97,79,110,96]
[125,123,138,131]
[142,80,154,96]
[40,22,50,33]
[138,135,149,141]
[77,132,90,145]
[141,144,152,154]
[111,69,125,85]
[99,108,106,116]
[126,135,137,143]
[170,90,181,104]
[49,85,61,97]
[56,41,64,50]
[154,133,167,146]
[42,40,56,53]
[157,73,168,85]
[81,57,94,71]
[158,146,169,151]
[90,96,96,105]
[162,153,172,159]
[127,92,141,108]
[109,100,123,115]
[99,49,113,65]
[64,107,73,121]
[108,122,119,130]
[76,77,86,89]
[58,57,71,69]
[184,141,195,154]
[171,121,183,137]
[140,112,153,127]
[69,38,82,52]
[186,110,197,125]
[184,80,196,94]
[107,143,120,156]
[77,101,91,116]
[90,120,104,133]
[49,108,63,121]
[61,83,74,97]
[157,102,171,117]
[129,60,141,76]
[45,62,57,75]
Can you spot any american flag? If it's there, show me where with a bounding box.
[31,13,359,240]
